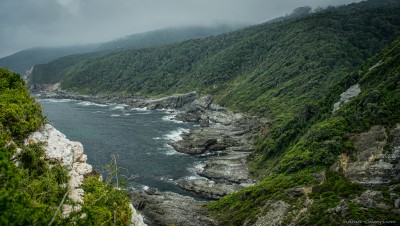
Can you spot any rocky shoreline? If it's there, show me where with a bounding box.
[36,89,264,225]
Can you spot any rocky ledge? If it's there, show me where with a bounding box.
[166,96,261,199]
[130,190,215,226]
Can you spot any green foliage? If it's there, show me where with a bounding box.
[208,171,316,225]
[0,143,69,226]
[32,0,400,124]
[311,171,364,199]
[301,171,400,225]
[1,67,132,225]
[209,33,400,225]
[71,176,132,226]
[0,68,45,142]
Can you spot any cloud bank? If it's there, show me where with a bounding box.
[0,0,362,57]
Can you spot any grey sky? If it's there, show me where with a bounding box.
[0,0,362,57]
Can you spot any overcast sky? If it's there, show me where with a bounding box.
[0,0,362,58]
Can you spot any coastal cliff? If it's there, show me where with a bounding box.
[25,124,146,226]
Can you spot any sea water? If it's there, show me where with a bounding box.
[39,99,206,197]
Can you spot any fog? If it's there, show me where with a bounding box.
[0,0,362,57]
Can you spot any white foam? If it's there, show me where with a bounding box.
[41,98,73,103]
[124,113,131,116]
[162,114,183,123]
[142,185,149,191]
[163,144,185,156]
[78,101,108,107]
[111,105,126,110]
[164,128,189,141]
[110,114,120,117]
[135,111,151,115]
[133,107,148,111]
[188,162,205,175]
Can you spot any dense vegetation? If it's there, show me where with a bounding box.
[20,0,400,225]
[31,1,400,126]
[209,31,400,226]
[0,68,132,225]
[0,25,239,76]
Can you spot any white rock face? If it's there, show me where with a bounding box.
[130,204,147,226]
[25,124,92,212]
[332,84,361,113]
[25,124,147,225]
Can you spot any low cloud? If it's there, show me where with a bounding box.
[0,0,362,57]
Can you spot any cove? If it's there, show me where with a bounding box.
[39,98,206,197]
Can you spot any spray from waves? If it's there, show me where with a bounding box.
[164,128,189,141]
[110,104,129,110]
[162,114,183,123]
[39,98,73,103]
[78,101,108,107]
[162,144,186,156]
[188,161,206,175]
[133,107,148,111]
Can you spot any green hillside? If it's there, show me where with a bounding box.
[209,34,400,226]
[31,0,400,126]
[1,25,239,77]
[0,45,98,75]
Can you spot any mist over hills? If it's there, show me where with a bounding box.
[0,25,242,75]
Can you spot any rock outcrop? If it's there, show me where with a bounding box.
[25,124,146,225]
[25,124,92,207]
[130,190,215,226]
[332,84,361,113]
[335,124,400,186]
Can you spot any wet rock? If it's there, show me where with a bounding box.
[199,152,251,183]
[130,191,215,226]
[146,92,197,109]
[199,117,210,127]
[176,177,245,199]
[170,137,218,155]
[174,113,201,122]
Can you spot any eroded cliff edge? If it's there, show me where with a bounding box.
[25,124,147,226]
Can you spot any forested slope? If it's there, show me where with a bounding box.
[209,34,400,226]
[1,25,238,77]
[31,0,400,127]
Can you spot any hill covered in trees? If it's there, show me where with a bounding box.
[30,0,400,125]
[209,34,400,226]
[0,25,240,76]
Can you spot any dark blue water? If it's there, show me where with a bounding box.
[39,99,204,196]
